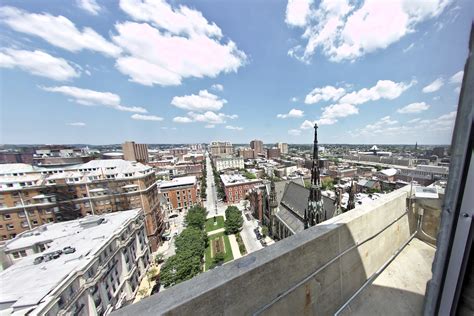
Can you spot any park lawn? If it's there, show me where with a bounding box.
[205,216,225,232]
[204,232,234,270]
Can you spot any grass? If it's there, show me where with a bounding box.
[204,232,234,270]
[235,232,247,255]
[205,216,225,232]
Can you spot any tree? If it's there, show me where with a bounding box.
[321,177,334,190]
[184,206,207,230]
[175,227,207,259]
[261,225,269,237]
[224,206,243,234]
[243,171,256,179]
[155,253,164,265]
[213,252,225,264]
[160,253,202,287]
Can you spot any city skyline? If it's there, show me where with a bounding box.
[1,0,473,145]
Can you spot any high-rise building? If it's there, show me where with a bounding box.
[277,142,288,154]
[209,141,233,157]
[237,147,255,159]
[250,140,264,155]
[0,209,151,315]
[0,160,163,250]
[122,141,149,163]
[266,147,281,159]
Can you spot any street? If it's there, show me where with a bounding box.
[203,152,263,253]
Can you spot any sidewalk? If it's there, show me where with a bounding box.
[228,234,242,259]
[207,227,225,236]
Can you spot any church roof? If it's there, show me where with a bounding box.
[275,182,338,232]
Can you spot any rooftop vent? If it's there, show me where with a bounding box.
[79,216,106,228]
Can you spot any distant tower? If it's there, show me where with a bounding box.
[269,179,278,236]
[304,123,325,229]
[347,180,356,211]
[415,142,418,151]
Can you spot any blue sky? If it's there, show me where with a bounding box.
[0,0,472,145]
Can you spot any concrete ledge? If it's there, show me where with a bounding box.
[114,187,413,316]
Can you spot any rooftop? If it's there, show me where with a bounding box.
[159,176,197,189]
[220,174,261,186]
[0,209,141,311]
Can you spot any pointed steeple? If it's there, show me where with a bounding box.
[305,123,325,228]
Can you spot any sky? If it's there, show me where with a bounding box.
[0,0,472,145]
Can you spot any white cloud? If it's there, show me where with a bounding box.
[173,116,193,123]
[67,122,86,127]
[288,0,451,62]
[290,97,299,102]
[131,114,164,121]
[314,103,359,125]
[397,102,430,114]
[76,0,101,15]
[454,87,461,93]
[288,129,302,136]
[172,111,237,125]
[403,43,414,53]
[422,78,444,93]
[305,85,345,104]
[0,48,79,81]
[408,118,421,123]
[205,124,215,128]
[277,108,304,119]
[119,0,223,38]
[113,1,246,86]
[0,6,120,57]
[449,70,463,84]
[225,125,243,131]
[339,79,415,105]
[40,85,147,113]
[211,84,224,91]
[300,120,315,129]
[171,90,227,112]
[433,96,440,101]
[285,0,313,27]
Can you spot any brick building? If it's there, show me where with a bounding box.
[220,174,262,204]
[158,176,199,212]
[0,160,163,250]
[122,141,149,163]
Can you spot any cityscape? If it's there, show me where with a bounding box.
[0,1,473,316]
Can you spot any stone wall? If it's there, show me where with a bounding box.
[114,187,416,316]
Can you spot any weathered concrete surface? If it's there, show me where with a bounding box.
[340,238,436,316]
[113,187,418,316]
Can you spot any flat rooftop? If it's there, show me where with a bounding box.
[159,176,196,189]
[0,209,141,312]
[220,174,261,186]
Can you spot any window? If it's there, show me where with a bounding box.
[12,252,20,259]
[20,250,27,257]
[33,220,39,226]
[6,224,14,230]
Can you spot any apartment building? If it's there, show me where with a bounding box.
[122,142,149,163]
[209,141,233,157]
[266,147,281,159]
[277,142,288,154]
[0,209,150,315]
[0,160,163,251]
[214,157,244,171]
[237,147,255,159]
[250,140,264,155]
[158,176,199,213]
[220,174,262,204]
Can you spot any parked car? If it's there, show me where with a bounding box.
[260,239,267,247]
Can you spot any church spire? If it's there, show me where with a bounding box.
[305,123,325,228]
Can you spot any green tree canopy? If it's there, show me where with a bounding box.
[184,206,208,230]
[224,206,243,234]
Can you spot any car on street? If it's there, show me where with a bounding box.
[260,239,267,247]
[245,213,251,221]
